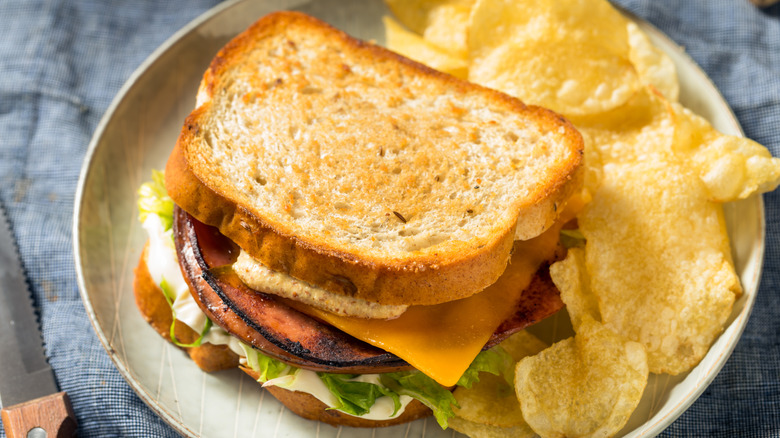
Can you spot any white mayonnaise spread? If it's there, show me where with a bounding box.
[233,250,408,319]
[141,213,412,420]
[142,214,245,356]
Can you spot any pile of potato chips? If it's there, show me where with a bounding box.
[384,0,780,436]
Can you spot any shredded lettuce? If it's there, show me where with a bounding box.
[159,276,177,303]
[560,228,586,248]
[240,343,293,382]
[159,277,212,348]
[138,169,174,231]
[318,373,402,417]
[457,346,514,388]
[380,371,459,429]
[239,341,514,429]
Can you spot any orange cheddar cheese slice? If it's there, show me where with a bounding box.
[295,216,567,386]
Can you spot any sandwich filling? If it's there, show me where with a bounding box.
[141,208,416,421]
[138,171,522,427]
[233,251,409,319]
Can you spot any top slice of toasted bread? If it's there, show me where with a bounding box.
[166,11,583,306]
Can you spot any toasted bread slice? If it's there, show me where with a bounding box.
[166,11,583,305]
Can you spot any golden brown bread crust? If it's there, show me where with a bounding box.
[167,11,584,306]
[133,244,240,372]
[167,143,516,306]
[240,366,432,427]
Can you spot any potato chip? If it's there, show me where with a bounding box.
[515,316,648,438]
[627,22,680,101]
[578,87,780,204]
[449,416,536,438]
[549,248,599,332]
[384,0,438,34]
[671,103,780,201]
[468,0,639,116]
[384,0,474,57]
[545,0,632,55]
[454,373,527,428]
[469,41,639,116]
[451,331,546,433]
[422,0,474,58]
[383,16,469,78]
[468,0,630,53]
[571,85,671,133]
[498,330,548,362]
[467,0,552,52]
[579,158,740,374]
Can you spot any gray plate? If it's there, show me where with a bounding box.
[73,1,764,437]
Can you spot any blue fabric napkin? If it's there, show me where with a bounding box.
[0,0,777,436]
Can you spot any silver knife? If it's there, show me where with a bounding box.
[0,203,76,438]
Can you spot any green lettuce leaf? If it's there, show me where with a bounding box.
[159,277,212,348]
[560,228,586,248]
[138,169,174,231]
[456,346,514,389]
[380,371,459,429]
[318,374,401,417]
[240,343,293,382]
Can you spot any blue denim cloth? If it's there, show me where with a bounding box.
[0,1,777,436]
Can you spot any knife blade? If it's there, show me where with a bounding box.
[0,203,76,438]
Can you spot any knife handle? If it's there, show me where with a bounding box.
[1,392,77,438]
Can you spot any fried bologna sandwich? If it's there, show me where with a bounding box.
[134,11,583,428]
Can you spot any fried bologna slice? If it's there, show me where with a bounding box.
[174,207,411,373]
[166,11,583,305]
[174,207,564,373]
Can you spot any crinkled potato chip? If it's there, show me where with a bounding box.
[383,16,468,78]
[449,416,537,438]
[550,248,600,332]
[468,0,552,51]
[627,22,680,101]
[498,330,549,362]
[384,0,474,57]
[579,158,740,374]
[574,87,676,194]
[452,331,547,434]
[468,0,630,54]
[545,0,632,55]
[468,0,639,116]
[384,0,438,34]
[469,41,639,116]
[454,373,527,428]
[422,0,474,58]
[515,317,648,438]
[671,103,780,201]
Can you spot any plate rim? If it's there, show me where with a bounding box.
[72,1,245,436]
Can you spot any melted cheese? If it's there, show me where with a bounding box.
[290,219,566,386]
